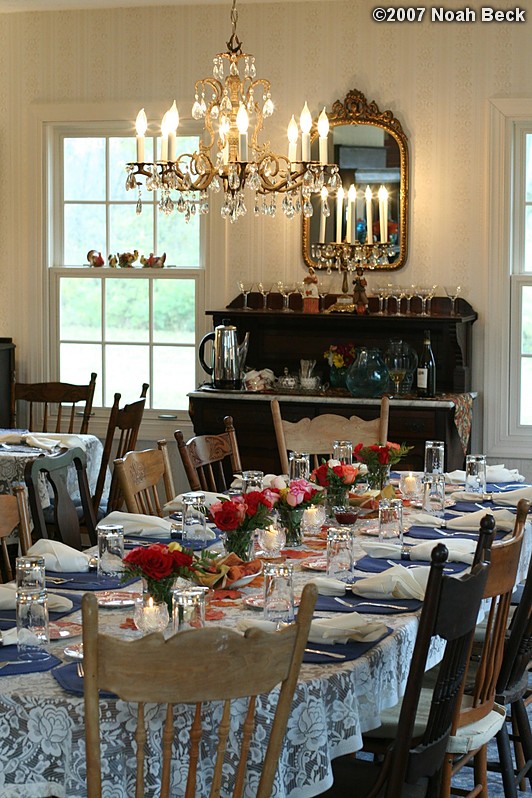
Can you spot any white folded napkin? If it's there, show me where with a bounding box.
[262,474,289,490]
[361,538,475,564]
[27,539,91,573]
[236,614,387,645]
[446,465,525,484]
[352,564,429,601]
[309,577,348,597]
[100,510,217,540]
[407,511,447,528]
[0,628,18,645]
[447,508,515,532]
[0,584,73,612]
[0,432,86,451]
[163,493,226,512]
[450,486,532,508]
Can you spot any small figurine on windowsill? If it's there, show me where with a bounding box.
[141,252,167,269]
[117,250,139,268]
[352,266,369,315]
[86,250,105,268]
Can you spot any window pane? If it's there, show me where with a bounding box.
[64,138,105,201]
[158,211,200,268]
[153,345,195,409]
[105,279,149,342]
[109,137,148,202]
[153,279,195,343]
[64,204,106,265]
[526,134,532,202]
[522,286,532,354]
[105,344,150,406]
[520,357,532,425]
[525,206,532,273]
[60,343,103,405]
[60,278,101,341]
[109,204,153,256]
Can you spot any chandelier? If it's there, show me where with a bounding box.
[125,0,341,223]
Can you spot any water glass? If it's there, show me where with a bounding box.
[242,470,264,492]
[16,588,50,660]
[173,588,207,631]
[422,473,446,517]
[378,499,403,545]
[170,511,183,539]
[263,562,295,627]
[332,440,353,464]
[399,472,423,501]
[326,527,354,578]
[288,453,310,481]
[424,440,445,474]
[16,556,45,591]
[465,455,487,494]
[97,524,124,577]
[182,492,208,542]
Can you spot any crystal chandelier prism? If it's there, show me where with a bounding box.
[126,0,341,223]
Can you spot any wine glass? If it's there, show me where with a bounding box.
[237,280,253,311]
[445,285,461,315]
[385,349,408,398]
[258,282,271,310]
[277,281,294,312]
[374,285,387,315]
[417,287,431,316]
[403,284,416,315]
[317,278,330,312]
[426,284,438,315]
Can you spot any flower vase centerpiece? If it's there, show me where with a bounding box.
[209,490,276,561]
[122,542,198,622]
[270,479,325,546]
[354,441,413,490]
[310,461,359,517]
[324,342,356,389]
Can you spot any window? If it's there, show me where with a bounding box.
[47,124,204,417]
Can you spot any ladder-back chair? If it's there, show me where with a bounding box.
[11,372,97,434]
[113,441,175,517]
[0,485,32,581]
[174,415,242,492]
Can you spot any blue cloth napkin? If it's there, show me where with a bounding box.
[355,555,467,575]
[46,572,137,591]
[0,592,83,631]
[52,662,116,698]
[314,594,421,614]
[0,645,61,676]
[124,534,220,551]
[404,526,506,542]
[488,482,532,492]
[303,628,391,664]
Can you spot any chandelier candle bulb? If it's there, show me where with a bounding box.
[378,185,388,243]
[336,186,344,243]
[287,115,299,165]
[300,102,312,162]
[135,108,147,163]
[348,184,357,244]
[237,103,249,161]
[365,185,373,244]
[160,110,170,161]
[166,101,180,162]
[318,107,329,165]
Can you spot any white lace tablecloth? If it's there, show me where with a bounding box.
[0,434,107,508]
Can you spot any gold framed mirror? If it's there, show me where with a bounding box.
[302,88,409,272]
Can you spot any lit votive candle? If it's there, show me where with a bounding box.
[399,472,421,499]
[302,505,326,533]
[257,525,286,557]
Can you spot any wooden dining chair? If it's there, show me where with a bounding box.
[82,581,317,798]
[271,395,390,474]
[321,534,493,798]
[0,485,33,581]
[24,446,98,549]
[11,372,97,434]
[113,441,175,517]
[174,415,242,492]
[91,383,149,515]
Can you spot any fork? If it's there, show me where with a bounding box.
[77,662,84,678]
[305,648,346,660]
[334,597,355,607]
[46,577,74,585]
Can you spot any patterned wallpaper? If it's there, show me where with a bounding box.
[0,0,530,468]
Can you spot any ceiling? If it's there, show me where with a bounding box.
[0,0,325,10]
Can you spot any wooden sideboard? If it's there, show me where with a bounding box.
[0,338,15,428]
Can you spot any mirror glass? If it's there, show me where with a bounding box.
[302,88,409,272]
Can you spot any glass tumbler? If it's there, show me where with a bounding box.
[333,440,353,464]
[16,556,46,591]
[288,453,310,481]
[464,455,487,495]
[424,440,445,474]
[378,499,403,546]
[422,473,446,517]
[263,562,295,627]
[97,524,124,577]
[16,588,50,660]
[326,527,354,578]
[242,470,264,493]
[182,492,208,542]
[173,587,207,631]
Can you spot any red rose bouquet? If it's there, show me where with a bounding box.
[209,489,277,560]
[122,541,197,609]
[310,460,359,514]
[353,441,412,489]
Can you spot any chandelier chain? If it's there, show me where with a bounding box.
[227,0,242,55]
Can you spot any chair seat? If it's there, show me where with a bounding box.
[322,755,429,798]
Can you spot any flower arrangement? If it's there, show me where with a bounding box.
[122,541,197,610]
[270,479,325,545]
[310,461,359,513]
[209,489,277,560]
[354,441,413,489]
[323,342,356,369]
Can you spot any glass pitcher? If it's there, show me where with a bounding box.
[346,347,389,398]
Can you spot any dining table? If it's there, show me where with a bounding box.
[0,480,529,798]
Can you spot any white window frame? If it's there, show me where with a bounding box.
[485,98,532,456]
[40,106,207,440]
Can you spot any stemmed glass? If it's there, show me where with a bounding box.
[417,287,431,316]
[374,285,387,315]
[445,285,461,315]
[403,285,416,315]
[426,284,438,315]
[384,349,408,398]
[317,278,330,312]
[277,281,294,312]
[258,282,271,310]
[237,280,254,311]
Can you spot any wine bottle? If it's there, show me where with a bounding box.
[417,330,436,397]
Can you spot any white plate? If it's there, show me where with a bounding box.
[63,642,83,660]
[229,568,262,589]
[96,590,140,608]
[49,621,82,640]
[300,558,327,571]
